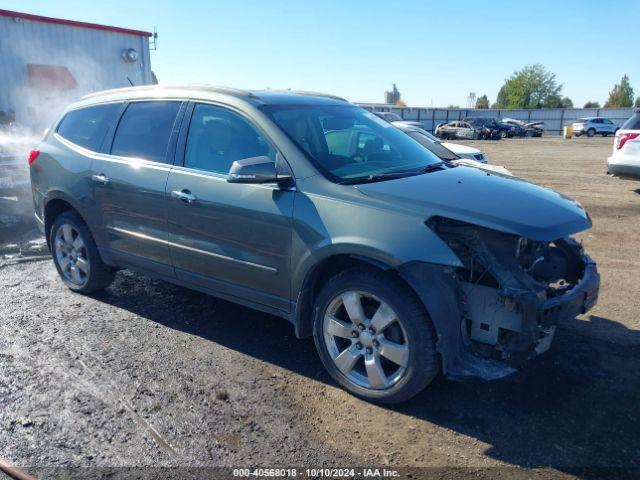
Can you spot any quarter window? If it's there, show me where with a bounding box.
[56,103,122,151]
[111,101,181,163]
[621,113,640,130]
[184,104,276,174]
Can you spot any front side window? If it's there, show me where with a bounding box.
[184,104,276,174]
[263,104,442,183]
[325,130,353,157]
[111,101,181,163]
[57,103,122,151]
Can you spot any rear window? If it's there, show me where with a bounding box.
[111,101,181,163]
[56,103,122,151]
[621,112,640,130]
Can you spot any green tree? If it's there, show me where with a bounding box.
[475,94,490,109]
[495,64,562,109]
[635,97,640,108]
[542,95,572,108]
[605,75,634,108]
[583,101,601,108]
[543,95,563,108]
[447,104,460,108]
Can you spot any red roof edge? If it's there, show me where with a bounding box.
[0,9,152,37]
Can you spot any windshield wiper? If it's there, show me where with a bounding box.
[339,162,446,185]
[420,162,446,172]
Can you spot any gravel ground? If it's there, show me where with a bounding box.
[1,136,639,479]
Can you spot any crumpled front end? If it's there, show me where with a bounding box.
[427,217,599,379]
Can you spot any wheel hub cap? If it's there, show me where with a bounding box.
[359,331,373,347]
[54,223,90,287]
[323,290,409,390]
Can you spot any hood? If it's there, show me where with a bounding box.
[441,142,480,155]
[356,166,591,241]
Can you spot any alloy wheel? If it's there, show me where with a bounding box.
[54,223,90,286]
[323,291,409,390]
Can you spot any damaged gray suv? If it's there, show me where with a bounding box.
[29,86,599,403]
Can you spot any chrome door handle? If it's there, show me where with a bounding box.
[171,189,197,204]
[91,173,109,185]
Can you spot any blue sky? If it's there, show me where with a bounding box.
[3,0,640,107]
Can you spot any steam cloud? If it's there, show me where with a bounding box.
[1,27,111,234]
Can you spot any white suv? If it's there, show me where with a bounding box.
[573,117,618,137]
[607,110,640,179]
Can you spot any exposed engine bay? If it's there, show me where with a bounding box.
[428,217,599,368]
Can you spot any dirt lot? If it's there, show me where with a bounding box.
[1,136,639,479]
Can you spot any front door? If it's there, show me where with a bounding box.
[165,103,294,312]
[91,100,184,275]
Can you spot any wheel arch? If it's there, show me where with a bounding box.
[292,251,463,376]
[42,194,108,264]
[293,253,405,338]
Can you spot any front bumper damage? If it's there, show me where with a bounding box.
[400,218,600,381]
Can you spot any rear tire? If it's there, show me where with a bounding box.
[312,267,439,404]
[50,211,115,294]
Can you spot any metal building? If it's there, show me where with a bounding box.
[0,9,153,129]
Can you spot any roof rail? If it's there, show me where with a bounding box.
[281,90,348,102]
[80,84,259,101]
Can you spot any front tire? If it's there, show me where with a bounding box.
[50,211,115,293]
[312,268,439,404]
[587,128,595,137]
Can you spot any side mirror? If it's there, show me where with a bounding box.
[227,155,291,185]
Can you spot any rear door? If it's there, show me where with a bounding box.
[90,100,185,276]
[459,122,474,139]
[602,119,616,133]
[165,102,294,311]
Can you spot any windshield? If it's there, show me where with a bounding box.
[406,131,458,161]
[263,105,443,183]
[418,129,440,143]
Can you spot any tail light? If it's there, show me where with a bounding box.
[27,149,40,165]
[617,133,639,150]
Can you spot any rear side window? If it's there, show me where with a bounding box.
[111,101,181,163]
[621,113,640,130]
[56,103,122,151]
